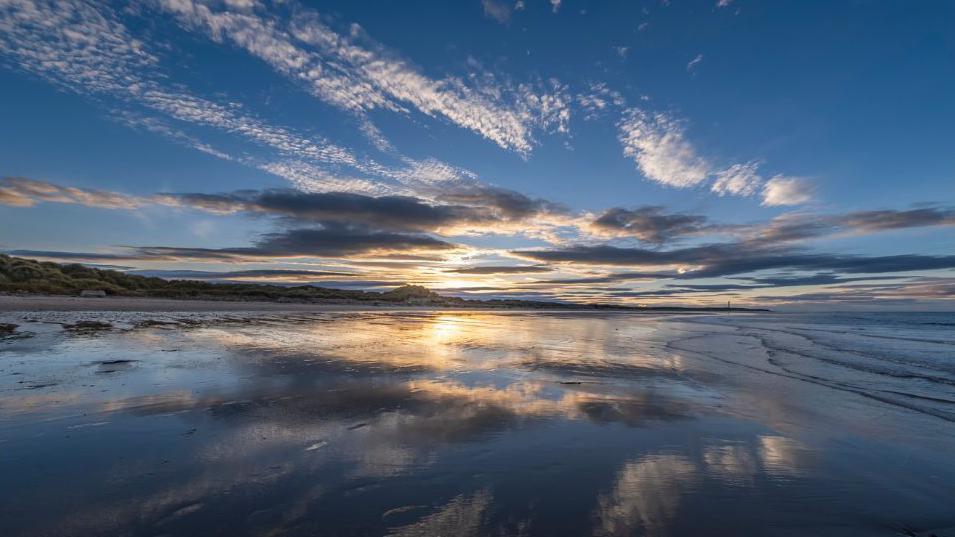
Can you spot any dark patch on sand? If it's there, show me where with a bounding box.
[62,321,113,332]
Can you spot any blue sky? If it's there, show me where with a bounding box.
[1,0,953,309]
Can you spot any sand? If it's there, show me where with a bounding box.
[0,294,414,312]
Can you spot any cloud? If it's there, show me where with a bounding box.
[0,0,359,169]
[0,177,145,209]
[840,206,955,231]
[164,184,568,236]
[550,0,562,13]
[164,189,489,232]
[531,271,673,285]
[666,274,909,293]
[7,226,457,263]
[157,0,569,155]
[738,273,908,287]
[590,206,709,243]
[4,250,135,261]
[614,107,810,206]
[761,176,813,206]
[482,0,512,23]
[435,184,566,221]
[577,83,626,120]
[618,109,711,188]
[128,269,351,280]
[0,175,573,239]
[686,54,703,73]
[513,242,955,279]
[0,0,507,200]
[445,265,552,274]
[738,205,955,246]
[711,162,763,197]
[133,224,459,260]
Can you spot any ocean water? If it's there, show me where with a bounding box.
[0,310,953,536]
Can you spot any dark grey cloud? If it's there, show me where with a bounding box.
[585,204,955,250]
[669,283,761,291]
[434,184,566,221]
[446,265,552,274]
[129,268,351,280]
[739,273,908,287]
[514,242,955,279]
[513,244,727,266]
[591,206,709,243]
[131,224,457,260]
[530,271,675,285]
[744,205,955,246]
[166,185,568,235]
[168,190,491,232]
[840,206,955,231]
[607,289,712,298]
[683,253,955,278]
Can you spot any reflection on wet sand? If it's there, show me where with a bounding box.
[2,310,955,536]
[386,489,492,537]
[594,454,700,537]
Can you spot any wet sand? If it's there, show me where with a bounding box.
[1,310,954,536]
[0,294,433,312]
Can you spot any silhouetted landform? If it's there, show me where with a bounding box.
[0,254,767,311]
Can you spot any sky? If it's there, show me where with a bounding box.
[0,0,953,310]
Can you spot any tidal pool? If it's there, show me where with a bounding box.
[1,310,953,536]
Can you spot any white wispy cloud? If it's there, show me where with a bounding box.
[711,161,763,197]
[687,54,704,73]
[0,0,358,169]
[0,0,811,214]
[616,107,811,206]
[617,109,711,188]
[357,117,397,153]
[113,111,236,162]
[0,177,145,209]
[157,0,570,155]
[550,0,562,13]
[577,83,626,120]
[761,176,814,206]
[256,161,395,195]
[482,0,512,24]
[0,0,501,199]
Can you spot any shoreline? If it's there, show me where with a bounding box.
[0,295,493,312]
[0,294,757,314]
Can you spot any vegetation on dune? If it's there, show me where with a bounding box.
[0,254,415,302]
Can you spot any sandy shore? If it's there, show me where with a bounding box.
[0,295,436,312]
[0,295,732,314]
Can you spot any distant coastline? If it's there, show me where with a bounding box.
[0,294,768,313]
[0,254,768,313]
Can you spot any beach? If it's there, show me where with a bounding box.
[0,294,439,312]
[1,307,954,536]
